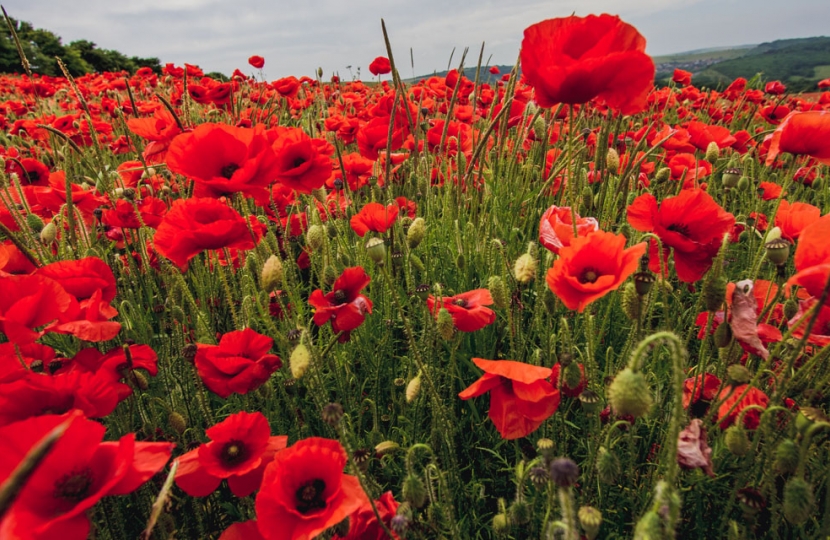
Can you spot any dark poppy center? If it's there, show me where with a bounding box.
[295,478,327,514]
[292,156,307,169]
[579,268,599,284]
[220,441,248,466]
[452,298,468,307]
[26,170,41,183]
[54,467,94,502]
[667,223,690,237]
[332,289,347,305]
[221,164,240,179]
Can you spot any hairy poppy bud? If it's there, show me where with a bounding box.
[783,298,799,320]
[606,148,620,175]
[402,474,427,508]
[437,307,455,340]
[323,264,337,285]
[405,373,421,403]
[737,176,750,191]
[582,185,594,211]
[621,282,641,320]
[375,440,399,456]
[488,275,510,309]
[492,513,510,535]
[714,322,733,348]
[564,362,583,391]
[726,364,751,385]
[783,477,814,525]
[306,224,325,251]
[579,506,603,540]
[633,511,662,540]
[724,425,751,456]
[703,275,727,312]
[773,439,800,475]
[366,237,386,264]
[513,253,537,284]
[260,255,283,292]
[532,115,547,140]
[705,141,720,164]
[289,344,311,379]
[168,411,187,435]
[655,167,671,183]
[608,368,652,418]
[509,499,531,525]
[131,370,149,391]
[595,446,621,485]
[409,254,425,273]
[26,213,44,233]
[407,217,426,249]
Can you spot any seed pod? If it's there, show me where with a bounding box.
[783,477,814,525]
[578,506,603,540]
[366,237,386,264]
[722,167,741,188]
[607,368,652,418]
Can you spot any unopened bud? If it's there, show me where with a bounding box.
[402,474,427,508]
[488,275,509,309]
[406,217,426,249]
[406,373,421,403]
[437,307,455,340]
[289,344,311,379]
[783,477,814,525]
[705,141,720,163]
[40,221,57,243]
[168,411,187,434]
[513,253,537,284]
[306,224,325,251]
[608,368,652,418]
[606,148,620,175]
[260,255,284,292]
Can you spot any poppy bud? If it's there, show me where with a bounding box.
[724,425,751,456]
[456,253,466,270]
[492,513,510,535]
[764,238,790,266]
[532,115,547,139]
[409,254,425,273]
[130,370,149,390]
[322,402,344,426]
[726,364,751,385]
[655,167,671,183]
[595,446,621,485]
[486,276,508,310]
[306,224,325,251]
[428,502,448,529]
[714,322,733,348]
[290,343,311,379]
[407,217,426,249]
[737,176,750,191]
[323,264,337,285]
[705,141,720,164]
[310,187,326,204]
[722,167,741,189]
[405,373,421,403]
[509,499,531,525]
[402,474,428,508]
[703,275,727,312]
[783,298,799,320]
[783,477,814,525]
[549,457,579,487]
[260,255,283,292]
[564,363,583,391]
[437,308,455,340]
[606,148,620,175]
[773,439,800,475]
[168,411,187,435]
[608,368,652,418]
[581,185,594,211]
[26,213,44,233]
[542,288,558,315]
[513,253,537,284]
[633,511,662,540]
[40,221,57,244]
[366,237,386,264]
[578,506,603,540]
[375,440,399,456]
[621,282,641,320]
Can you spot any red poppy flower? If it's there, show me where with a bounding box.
[5,157,50,186]
[35,171,105,223]
[685,121,737,151]
[101,196,167,229]
[268,127,332,194]
[677,419,714,477]
[127,107,182,164]
[716,384,769,429]
[152,197,263,271]
[0,274,75,344]
[788,214,830,302]
[329,152,375,191]
[672,69,692,86]
[546,231,646,312]
[368,56,392,76]
[357,115,407,160]
[249,55,265,69]
[667,153,712,184]
[426,289,496,332]
[221,521,264,540]
[308,267,373,335]
[0,413,172,540]
[539,205,599,254]
[166,123,281,201]
[550,362,586,397]
[520,14,655,114]
[765,111,830,166]
[273,76,301,98]
[255,437,367,540]
[195,328,282,398]
[350,202,399,237]
[774,200,821,242]
[334,491,400,540]
[176,411,287,497]
[37,257,117,303]
[757,181,782,201]
[764,80,787,95]
[489,66,500,75]
[683,373,721,412]
[627,189,735,282]
[459,358,560,439]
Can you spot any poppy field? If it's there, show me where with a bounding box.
[3,12,830,540]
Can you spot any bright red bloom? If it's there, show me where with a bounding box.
[37,257,117,303]
[166,123,281,201]
[249,55,265,69]
[758,181,782,201]
[683,373,721,412]
[716,384,769,429]
[176,411,287,497]
[0,413,172,540]
[334,491,400,540]
[153,197,263,271]
[195,328,282,398]
[489,66,500,75]
[308,267,373,335]
[35,171,105,223]
[255,437,367,540]
[101,196,167,229]
[126,107,182,164]
[368,56,392,76]
[685,121,737,151]
[764,80,787,95]
[538,205,599,255]
[672,69,692,86]
[0,274,75,344]
[357,115,407,160]
[667,153,712,184]
[520,14,655,114]
[765,111,830,166]
[426,289,496,332]
[273,76,301,98]
[5,157,49,186]
[774,200,821,242]
[268,127,332,194]
[459,358,560,439]
[788,214,830,302]
[627,189,735,282]
[349,202,398,237]
[546,231,646,312]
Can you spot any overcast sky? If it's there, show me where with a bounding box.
[6,0,829,78]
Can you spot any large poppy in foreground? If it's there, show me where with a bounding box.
[765,110,830,166]
[459,358,560,439]
[520,14,655,114]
